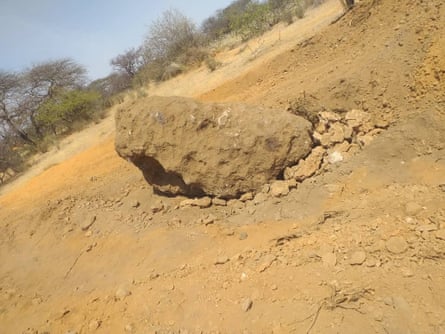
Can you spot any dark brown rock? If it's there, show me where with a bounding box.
[115,96,313,198]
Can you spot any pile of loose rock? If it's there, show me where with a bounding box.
[115,96,390,202]
[115,96,313,199]
[285,108,390,183]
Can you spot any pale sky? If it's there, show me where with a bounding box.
[0,0,234,80]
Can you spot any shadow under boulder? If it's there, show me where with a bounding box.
[115,96,313,199]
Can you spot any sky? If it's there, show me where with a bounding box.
[0,0,234,80]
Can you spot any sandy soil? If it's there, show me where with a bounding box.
[1,0,445,333]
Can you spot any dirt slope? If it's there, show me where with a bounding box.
[1,0,445,333]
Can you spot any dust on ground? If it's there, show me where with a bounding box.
[1,0,445,333]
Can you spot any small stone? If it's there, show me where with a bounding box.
[224,229,235,236]
[212,198,227,206]
[349,251,367,265]
[435,230,445,240]
[401,268,414,277]
[240,272,248,281]
[227,199,245,209]
[357,133,376,147]
[115,287,131,301]
[149,273,160,280]
[32,297,43,305]
[63,226,74,234]
[319,111,341,122]
[81,216,96,231]
[195,197,212,208]
[253,192,268,204]
[416,224,437,232]
[23,329,39,334]
[386,237,408,254]
[241,298,253,312]
[392,296,410,313]
[285,147,324,181]
[151,200,164,213]
[345,109,370,129]
[89,320,101,330]
[365,258,377,267]
[240,192,253,202]
[131,200,140,208]
[373,309,384,322]
[124,324,134,333]
[215,255,230,265]
[180,199,194,208]
[85,230,93,237]
[405,202,423,216]
[322,252,337,267]
[239,232,248,240]
[180,197,212,209]
[327,151,343,164]
[325,122,346,145]
[258,254,276,272]
[286,178,297,189]
[202,214,217,226]
[271,284,278,291]
[270,181,289,197]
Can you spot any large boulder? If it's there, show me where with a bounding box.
[115,96,313,198]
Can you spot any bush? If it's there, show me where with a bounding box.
[36,89,101,135]
[144,9,200,64]
[295,3,306,19]
[175,47,209,67]
[229,1,272,41]
[205,57,222,71]
[0,140,25,178]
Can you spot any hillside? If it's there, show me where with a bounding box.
[1,0,444,333]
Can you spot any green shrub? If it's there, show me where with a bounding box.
[229,2,272,41]
[36,89,101,134]
[295,3,306,19]
[205,57,222,71]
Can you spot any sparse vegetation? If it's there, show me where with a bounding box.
[205,57,222,72]
[0,59,106,180]
[128,0,327,86]
[0,0,328,184]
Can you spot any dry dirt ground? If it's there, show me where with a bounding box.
[1,0,445,333]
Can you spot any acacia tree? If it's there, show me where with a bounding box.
[0,71,36,145]
[110,47,144,78]
[143,9,199,64]
[1,58,88,148]
[23,58,87,137]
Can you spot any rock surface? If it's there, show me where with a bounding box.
[115,96,313,198]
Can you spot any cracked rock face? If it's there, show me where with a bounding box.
[115,96,313,198]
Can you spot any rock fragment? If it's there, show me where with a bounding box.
[241,298,253,312]
[180,197,212,208]
[115,287,131,301]
[215,255,230,265]
[349,251,367,265]
[386,237,408,254]
[435,230,445,240]
[115,96,312,198]
[405,202,423,216]
[284,146,325,181]
[270,181,290,197]
[81,216,96,231]
[212,198,227,206]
